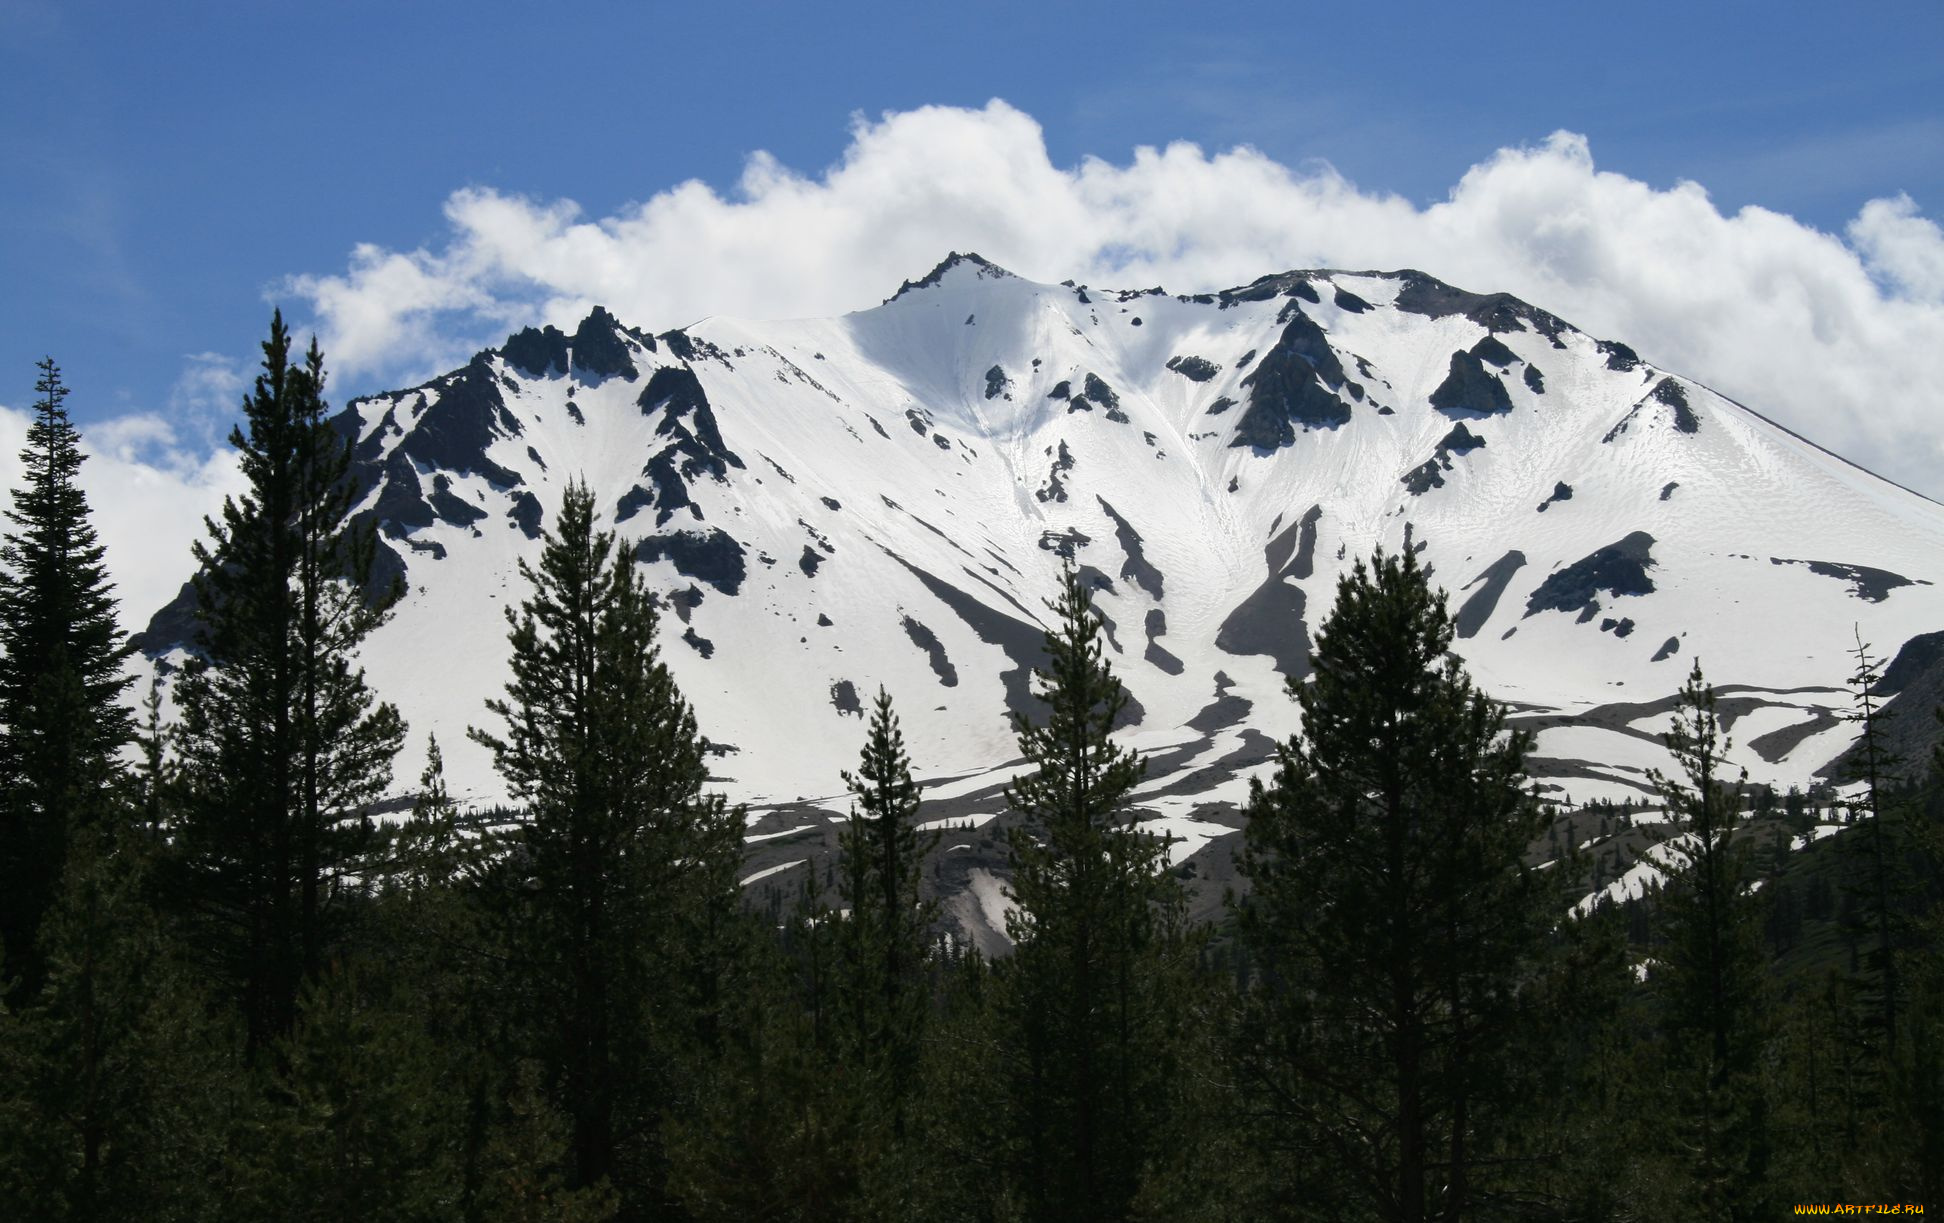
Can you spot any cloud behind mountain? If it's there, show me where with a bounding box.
[284,101,1944,499]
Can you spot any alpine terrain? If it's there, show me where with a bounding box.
[136,253,1944,934]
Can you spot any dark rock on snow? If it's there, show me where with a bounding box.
[1096,496,1165,599]
[1429,349,1513,417]
[1332,286,1371,313]
[1232,307,1352,446]
[1524,532,1657,617]
[636,528,748,596]
[1650,377,1699,434]
[984,364,1009,400]
[501,325,570,379]
[569,306,640,382]
[1165,355,1220,382]
[1469,334,1518,368]
[508,490,543,539]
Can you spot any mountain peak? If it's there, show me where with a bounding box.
[140,258,1944,873]
[882,251,1016,304]
[568,304,640,382]
[498,305,645,383]
[574,303,623,336]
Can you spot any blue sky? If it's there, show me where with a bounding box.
[4,0,1938,426]
[2,0,1942,624]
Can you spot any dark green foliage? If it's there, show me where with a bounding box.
[663,929,871,1223]
[993,565,1191,1221]
[0,358,244,1222]
[10,344,1944,1217]
[1893,857,1944,1205]
[1644,660,1775,1217]
[0,358,134,1002]
[835,688,937,1102]
[168,313,405,1058]
[239,967,461,1221]
[0,820,246,1223]
[133,673,165,835]
[676,687,948,1220]
[346,735,618,1223]
[1235,546,1547,1221]
[473,1062,623,1223]
[1123,976,1274,1223]
[470,478,745,1211]
[210,745,623,1223]
[1754,631,1944,1198]
[1774,701,1944,1201]
[1511,893,1651,1215]
[1838,632,1916,1059]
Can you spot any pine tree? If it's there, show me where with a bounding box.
[836,688,937,1097]
[824,689,940,1214]
[0,357,134,1003]
[995,565,1187,1222]
[1646,659,1774,1217]
[0,361,245,1214]
[1839,630,1911,1056]
[133,672,166,836]
[470,478,745,1210]
[169,312,405,1059]
[385,733,483,895]
[1234,546,1547,1222]
[364,731,609,1223]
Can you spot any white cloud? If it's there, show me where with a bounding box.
[282,101,1944,498]
[166,351,245,416]
[1850,194,1944,304]
[285,243,508,391]
[0,401,245,637]
[6,101,1932,642]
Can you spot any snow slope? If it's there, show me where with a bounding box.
[137,255,1944,890]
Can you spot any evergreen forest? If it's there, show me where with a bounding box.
[3,320,1941,1221]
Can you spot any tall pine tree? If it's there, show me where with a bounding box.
[0,357,133,1003]
[830,688,939,1215]
[1234,546,1547,1222]
[470,478,745,1213]
[1646,660,1774,1217]
[835,687,936,1093]
[1838,630,1912,1058]
[169,312,404,1059]
[996,565,1188,1222]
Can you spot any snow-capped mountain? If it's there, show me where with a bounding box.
[137,252,1944,916]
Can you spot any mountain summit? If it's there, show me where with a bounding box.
[140,258,1944,894]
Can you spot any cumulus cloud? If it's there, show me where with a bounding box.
[0,400,245,637]
[15,102,1935,637]
[155,351,249,451]
[1850,194,1944,304]
[279,101,1942,498]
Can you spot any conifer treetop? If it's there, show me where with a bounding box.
[0,356,133,749]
